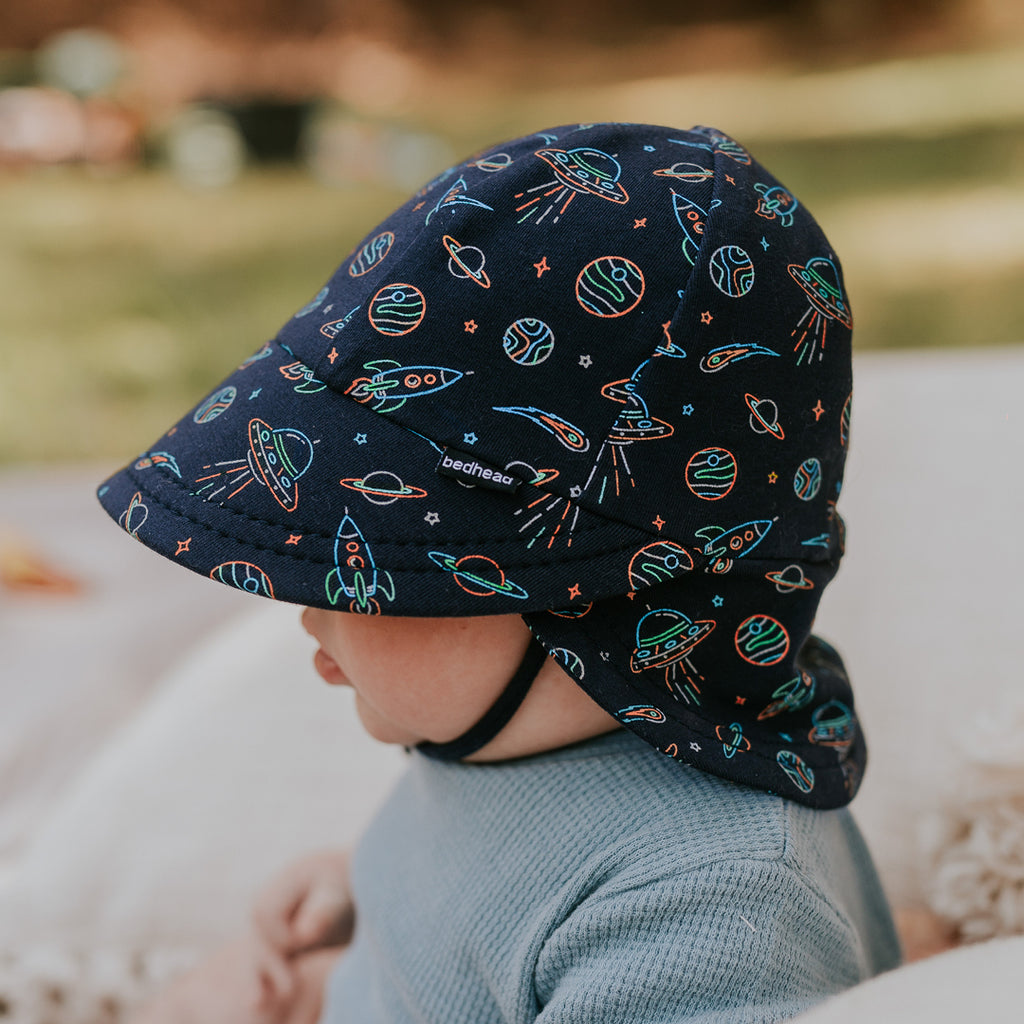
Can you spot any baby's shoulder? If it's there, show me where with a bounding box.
[514,732,857,880]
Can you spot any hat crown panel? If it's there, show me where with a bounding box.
[274,123,852,559]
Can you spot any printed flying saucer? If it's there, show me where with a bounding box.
[247,418,314,512]
[535,147,629,203]
[631,609,715,672]
[428,551,529,600]
[744,393,785,440]
[339,470,429,505]
[788,257,852,327]
[442,235,491,288]
[608,407,674,443]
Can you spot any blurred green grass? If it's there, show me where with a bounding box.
[1,171,407,464]
[2,123,1023,464]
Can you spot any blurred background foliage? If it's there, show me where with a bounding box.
[1,0,1023,463]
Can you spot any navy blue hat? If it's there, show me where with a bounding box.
[98,122,862,808]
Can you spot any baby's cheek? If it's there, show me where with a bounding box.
[351,691,422,747]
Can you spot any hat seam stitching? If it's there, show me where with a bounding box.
[126,467,837,569]
[122,469,651,572]
[128,463,627,543]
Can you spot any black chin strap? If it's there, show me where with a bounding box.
[416,636,548,761]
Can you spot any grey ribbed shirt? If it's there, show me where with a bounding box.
[320,730,900,1022]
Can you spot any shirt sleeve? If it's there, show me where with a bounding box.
[532,856,869,1024]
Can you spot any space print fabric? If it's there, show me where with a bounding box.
[98,122,863,808]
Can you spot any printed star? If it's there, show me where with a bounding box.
[354,433,368,445]
[249,389,261,400]
[735,696,747,705]
[464,320,478,334]
[600,651,610,661]
[579,354,592,368]
[690,741,702,753]
[812,399,825,421]
[768,471,778,484]
[534,256,551,277]
[652,515,665,531]
[627,591,637,600]
[328,347,339,363]
[323,304,334,314]
[286,534,302,545]
[633,217,647,229]
[568,583,581,600]
[175,538,191,556]
[700,311,713,325]
[760,236,770,251]
[726,174,736,185]
[425,512,440,525]
[712,595,724,607]
[413,201,425,211]
[463,432,478,445]
[569,485,582,498]
[681,403,694,416]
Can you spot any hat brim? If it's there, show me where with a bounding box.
[97,338,653,616]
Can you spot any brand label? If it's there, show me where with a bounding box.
[436,448,521,494]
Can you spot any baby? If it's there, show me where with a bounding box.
[99,121,901,1022]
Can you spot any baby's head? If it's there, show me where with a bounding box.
[99,122,860,806]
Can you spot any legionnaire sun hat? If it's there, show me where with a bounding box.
[98,122,862,809]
